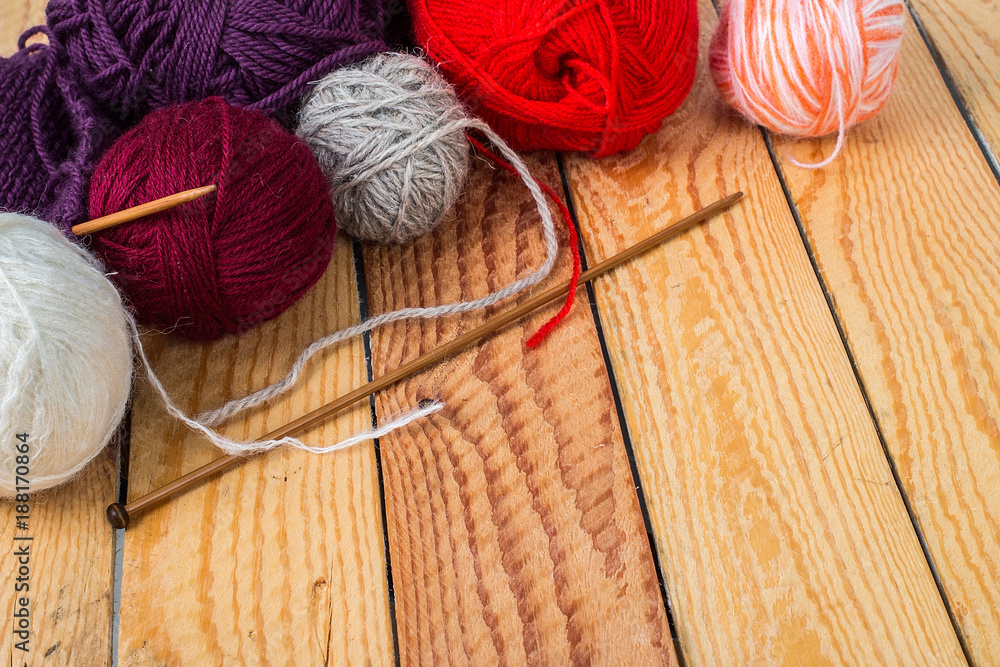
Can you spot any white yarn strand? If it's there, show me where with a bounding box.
[197,118,559,428]
[131,318,443,457]
[291,400,444,455]
[789,0,854,168]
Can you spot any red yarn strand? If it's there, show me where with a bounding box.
[466,133,582,348]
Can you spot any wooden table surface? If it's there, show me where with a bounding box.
[2,1,998,665]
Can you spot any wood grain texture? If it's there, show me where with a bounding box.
[117,241,393,666]
[563,1,967,664]
[0,1,41,52]
[907,0,1000,165]
[363,154,677,665]
[772,16,1000,665]
[2,2,117,665]
[0,451,118,664]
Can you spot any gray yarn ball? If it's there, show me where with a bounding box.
[297,53,471,244]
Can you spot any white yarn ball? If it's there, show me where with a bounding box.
[298,52,471,244]
[0,214,132,496]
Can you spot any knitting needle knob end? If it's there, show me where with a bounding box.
[107,503,130,530]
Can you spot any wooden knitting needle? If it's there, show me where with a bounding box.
[71,184,218,236]
[106,191,744,530]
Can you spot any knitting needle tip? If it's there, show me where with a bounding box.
[71,184,218,237]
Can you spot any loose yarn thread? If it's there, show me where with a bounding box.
[129,314,444,457]
[408,0,700,156]
[0,213,132,496]
[709,0,906,167]
[465,132,581,348]
[298,52,471,244]
[7,76,574,462]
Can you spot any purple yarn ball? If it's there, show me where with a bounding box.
[46,0,393,119]
[0,28,108,230]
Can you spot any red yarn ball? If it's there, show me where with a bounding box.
[409,0,699,157]
[88,98,336,340]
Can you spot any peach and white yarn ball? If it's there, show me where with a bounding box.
[709,0,906,166]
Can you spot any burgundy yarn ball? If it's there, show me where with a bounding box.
[46,0,392,119]
[88,98,336,340]
[409,0,699,157]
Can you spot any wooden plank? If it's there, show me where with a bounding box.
[0,453,118,664]
[771,15,1000,665]
[563,0,967,664]
[1,3,117,665]
[363,154,678,665]
[0,2,40,48]
[117,241,394,665]
[907,0,1000,165]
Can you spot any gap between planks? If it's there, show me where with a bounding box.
[905,3,1000,187]
[351,236,403,667]
[555,153,688,666]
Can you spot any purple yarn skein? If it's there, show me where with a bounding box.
[0,27,106,232]
[46,0,392,118]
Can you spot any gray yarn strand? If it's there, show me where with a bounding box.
[197,118,559,428]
